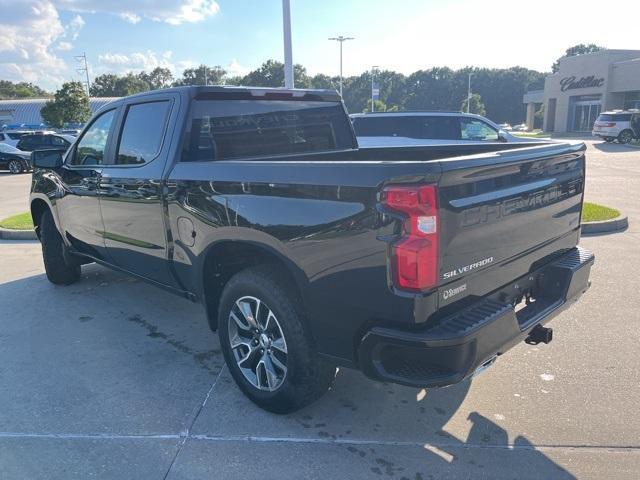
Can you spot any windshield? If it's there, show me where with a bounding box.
[0,143,22,153]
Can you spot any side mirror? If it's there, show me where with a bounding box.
[497,131,509,143]
[32,149,64,168]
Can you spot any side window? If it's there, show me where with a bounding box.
[116,101,170,165]
[421,116,460,140]
[70,109,115,166]
[460,118,499,142]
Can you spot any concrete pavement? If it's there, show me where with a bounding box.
[0,172,30,219]
[0,140,638,479]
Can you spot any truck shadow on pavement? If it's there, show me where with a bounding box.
[0,263,575,479]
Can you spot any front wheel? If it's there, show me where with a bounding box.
[218,265,335,413]
[40,210,81,285]
[8,160,23,174]
[618,130,634,144]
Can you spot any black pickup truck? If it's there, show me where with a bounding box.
[30,86,594,413]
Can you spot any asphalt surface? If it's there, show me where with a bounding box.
[0,140,638,479]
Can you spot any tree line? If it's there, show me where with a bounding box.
[3,44,604,128]
[84,61,545,124]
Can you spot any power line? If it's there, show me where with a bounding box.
[75,52,91,95]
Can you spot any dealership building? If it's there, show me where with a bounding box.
[524,49,640,133]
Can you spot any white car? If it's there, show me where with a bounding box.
[350,112,539,148]
[592,110,640,144]
[0,131,33,148]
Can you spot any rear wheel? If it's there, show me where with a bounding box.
[218,265,335,413]
[603,136,615,143]
[40,210,81,285]
[8,160,23,174]
[618,129,634,144]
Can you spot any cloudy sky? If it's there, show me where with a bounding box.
[1,0,639,91]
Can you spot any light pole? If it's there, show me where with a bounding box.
[371,66,379,112]
[467,72,473,113]
[328,36,354,97]
[282,0,294,88]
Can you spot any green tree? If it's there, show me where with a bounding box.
[0,80,48,99]
[239,60,310,88]
[89,74,119,96]
[552,44,604,73]
[41,81,91,128]
[114,73,150,96]
[174,65,226,86]
[460,93,486,116]
[139,67,174,90]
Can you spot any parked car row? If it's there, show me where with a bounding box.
[0,132,76,174]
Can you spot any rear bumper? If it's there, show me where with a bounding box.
[358,247,594,388]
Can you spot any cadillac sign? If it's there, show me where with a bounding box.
[560,75,605,92]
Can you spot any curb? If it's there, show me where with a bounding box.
[581,215,629,235]
[0,227,37,240]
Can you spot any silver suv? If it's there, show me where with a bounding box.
[592,110,640,144]
[350,111,536,147]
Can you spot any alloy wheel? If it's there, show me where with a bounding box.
[8,160,22,174]
[228,295,288,392]
[619,131,633,144]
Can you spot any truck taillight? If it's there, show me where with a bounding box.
[381,184,439,291]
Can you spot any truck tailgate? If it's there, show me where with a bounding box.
[437,142,585,290]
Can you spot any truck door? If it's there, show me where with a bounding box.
[98,97,177,287]
[55,108,117,260]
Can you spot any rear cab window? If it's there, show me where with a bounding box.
[116,101,171,165]
[182,99,354,161]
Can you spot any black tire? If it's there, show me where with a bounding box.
[618,130,634,144]
[8,159,23,174]
[40,210,81,285]
[603,136,615,143]
[218,265,335,413]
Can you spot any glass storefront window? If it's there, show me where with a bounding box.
[569,95,602,132]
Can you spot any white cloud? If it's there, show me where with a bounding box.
[0,0,67,89]
[97,50,176,74]
[65,14,85,40]
[56,41,73,51]
[118,12,141,24]
[53,0,220,25]
[226,58,250,77]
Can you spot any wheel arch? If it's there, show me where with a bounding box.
[200,239,309,332]
[30,197,51,240]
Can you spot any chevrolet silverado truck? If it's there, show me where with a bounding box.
[30,86,594,413]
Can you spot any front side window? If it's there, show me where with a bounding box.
[116,101,171,165]
[183,100,353,161]
[460,118,499,141]
[70,109,115,166]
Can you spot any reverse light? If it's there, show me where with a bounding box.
[381,184,439,291]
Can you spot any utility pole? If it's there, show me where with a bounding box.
[328,36,354,97]
[371,66,379,112]
[282,0,294,88]
[75,52,91,96]
[467,72,473,113]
